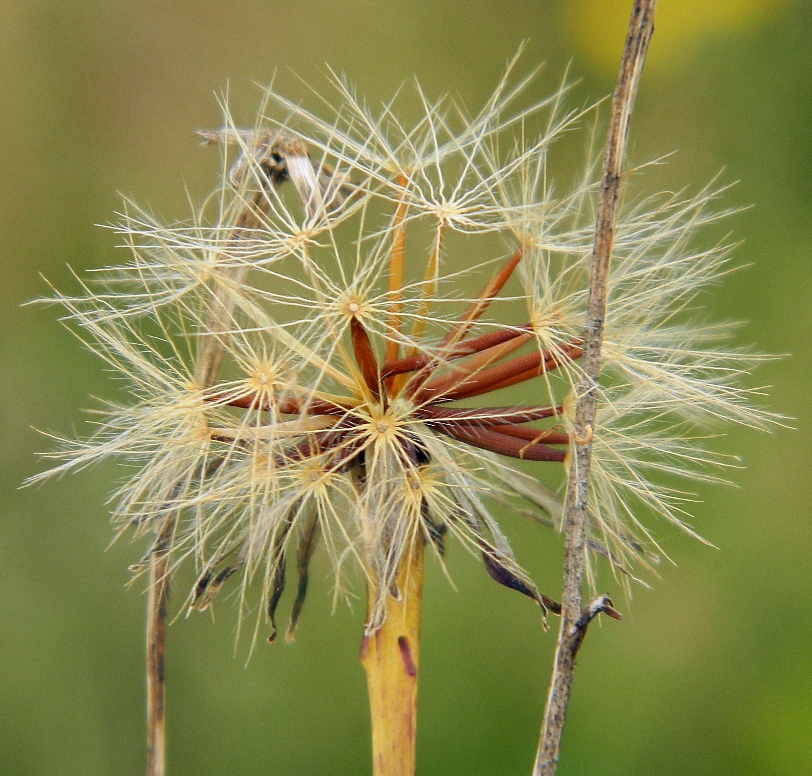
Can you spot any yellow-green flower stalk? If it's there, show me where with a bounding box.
[33,51,778,776]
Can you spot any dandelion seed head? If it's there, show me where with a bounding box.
[32,55,780,640]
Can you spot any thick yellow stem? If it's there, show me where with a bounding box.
[360,542,424,776]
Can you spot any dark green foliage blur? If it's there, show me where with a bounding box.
[2,1,809,774]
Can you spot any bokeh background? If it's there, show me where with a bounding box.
[2,1,810,774]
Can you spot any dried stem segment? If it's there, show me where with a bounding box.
[146,518,173,776]
[144,139,295,776]
[360,540,424,776]
[534,2,657,774]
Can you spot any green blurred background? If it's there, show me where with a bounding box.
[2,1,810,774]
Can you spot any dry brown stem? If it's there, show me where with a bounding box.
[144,143,289,776]
[145,517,172,776]
[533,2,658,774]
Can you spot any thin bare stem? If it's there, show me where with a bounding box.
[534,3,657,774]
[143,142,295,776]
[146,516,173,776]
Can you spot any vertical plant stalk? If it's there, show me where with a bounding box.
[384,173,409,370]
[534,2,657,774]
[145,181,278,776]
[360,539,425,776]
[146,516,172,776]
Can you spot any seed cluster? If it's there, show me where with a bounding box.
[33,57,777,640]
